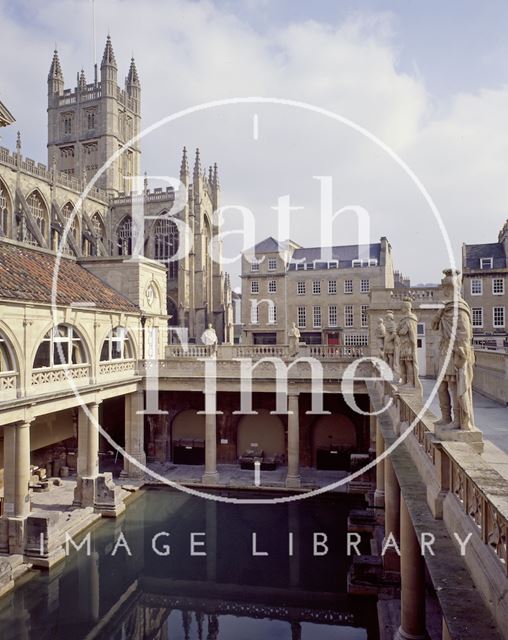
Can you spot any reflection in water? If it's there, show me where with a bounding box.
[0,489,378,639]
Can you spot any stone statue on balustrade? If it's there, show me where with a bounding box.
[432,269,476,431]
[201,323,218,355]
[288,322,301,357]
[396,298,423,395]
[383,310,399,379]
[376,317,386,359]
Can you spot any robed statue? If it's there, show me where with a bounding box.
[201,323,218,354]
[396,298,422,395]
[432,269,475,430]
[288,322,301,356]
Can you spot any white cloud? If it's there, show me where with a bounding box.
[0,0,506,284]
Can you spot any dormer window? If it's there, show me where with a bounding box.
[480,257,493,269]
[352,259,362,267]
[267,258,277,271]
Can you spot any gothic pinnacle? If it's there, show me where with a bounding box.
[48,49,63,80]
[101,34,117,68]
[193,148,202,180]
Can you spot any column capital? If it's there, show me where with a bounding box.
[15,418,33,428]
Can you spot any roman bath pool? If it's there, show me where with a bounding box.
[0,488,378,639]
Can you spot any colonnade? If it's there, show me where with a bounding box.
[198,392,302,488]
[375,422,427,640]
[0,387,145,554]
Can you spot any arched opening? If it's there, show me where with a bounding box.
[237,410,285,469]
[83,211,106,256]
[167,296,178,330]
[117,216,133,256]
[100,327,134,361]
[0,332,16,373]
[25,190,49,246]
[55,201,79,255]
[154,215,179,279]
[0,179,12,237]
[312,414,357,470]
[172,410,205,464]
[33,325,88,369]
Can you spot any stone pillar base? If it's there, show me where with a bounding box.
[285,475,301,489]
[73,477,97,508]
[94,473,125,517]
[394,626,426,640]
[0,560,14,599]
[74,473,125,517]
[202,471,220,485]
[0,516,26,555]
[434,425,484,454]
[25,511,66,569]
[120,452,147,478]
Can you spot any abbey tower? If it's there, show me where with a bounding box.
[47,36,141,196]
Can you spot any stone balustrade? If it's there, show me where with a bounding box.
[165,343,364,361]
[0,146,108,202]
[396,387,508,575]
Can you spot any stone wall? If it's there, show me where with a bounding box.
[473,349,508,404]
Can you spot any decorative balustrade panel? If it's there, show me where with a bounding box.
[31,365,89,387]
[394,388,508,576]
[98,360,136,376]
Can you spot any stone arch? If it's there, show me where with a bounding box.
[153,213,179,279]
[32,323,91,370]
[82,211,106,256]
[311,414,357,469]
[57,201,80,255]
[167,296,178,327]
[116,215,133,256]
[171,410,205,464]
[25,189,50,245]
[0,177,13,237]
[237,410,285,459]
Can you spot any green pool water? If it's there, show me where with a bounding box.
[0,488,378,639]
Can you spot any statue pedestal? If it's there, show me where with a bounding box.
[434,424,484,454]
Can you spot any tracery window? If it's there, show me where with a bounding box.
[58,202,78,255]
[0,183,10,236]
[26,190,48,245]
[117,216,133,256]
[33,325,87,369]
[154,217,179,278]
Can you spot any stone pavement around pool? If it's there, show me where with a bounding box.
[145,462,350,492]
[29,464,350,516]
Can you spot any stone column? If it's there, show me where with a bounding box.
[383,455,400,572]
[202,413,219,484]
[86,403,99,477]
[374,419,385,510]
[286,393,301,488]
[396,495,426,640]
[123,389,147,477]
[4,420,31,518]
[74,403,100,507]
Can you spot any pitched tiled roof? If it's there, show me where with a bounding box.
[463,242,506,269]
[0,241,138,312]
